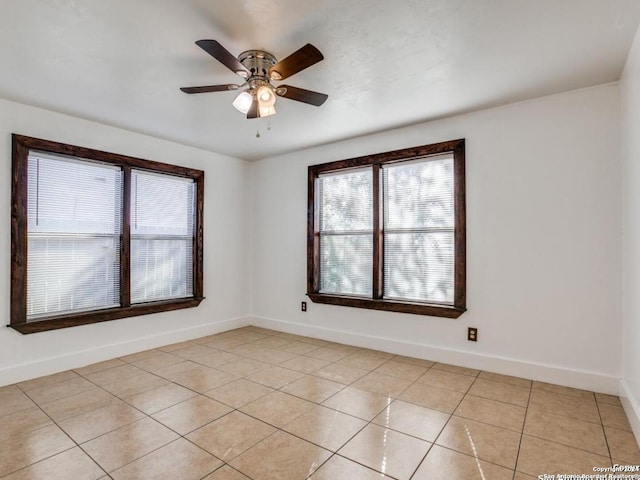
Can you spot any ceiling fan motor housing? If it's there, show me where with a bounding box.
[238,50,277,81]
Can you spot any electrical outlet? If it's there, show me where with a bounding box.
[468,327,478,342]
[301,301,307,312]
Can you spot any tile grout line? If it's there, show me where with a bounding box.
[88,330,282,479]
[11,386,110,479]
[214,341,412,478]
[518,408,617,459]
[407,370,489,480]
[592,395,614,465]
[4,329,483,477]
[5,326,633,479]
[6,331,491,478]
[37,356,234,478]
[177,328,635,476]
[6,329,329,480]
[511,377,534,480]
[154,329,337,479]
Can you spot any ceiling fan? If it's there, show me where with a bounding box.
[180,40,328,119]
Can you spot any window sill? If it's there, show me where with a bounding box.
[8,297,204,334]
[307,293,465,318]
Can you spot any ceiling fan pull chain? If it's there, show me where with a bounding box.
[256,129,261,138]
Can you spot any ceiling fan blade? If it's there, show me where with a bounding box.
[268,44,324,81]
[276,85,328,106]
[180,84,240,94]
[195,40,250,78]
[247,97,259,119]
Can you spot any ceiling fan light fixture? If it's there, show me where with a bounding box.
[258,105,276,117]
[256,85,276,107]
[232,90,253,114]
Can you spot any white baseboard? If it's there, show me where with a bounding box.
[250,315,620,394]
[620,379,640,448]
[0,315,252,387]
[3,314,623,397]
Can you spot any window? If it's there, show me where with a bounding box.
[307,139,466,318]
[11,135,204,333]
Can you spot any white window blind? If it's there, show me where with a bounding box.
[130,170,195,303]
[383,154,455,304]
[26,152,122,320]
[318,168,373,296]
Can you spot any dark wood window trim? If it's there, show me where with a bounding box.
[307,139,466,318]
[10,134,204,334]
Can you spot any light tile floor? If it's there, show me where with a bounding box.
[1,326,639,479]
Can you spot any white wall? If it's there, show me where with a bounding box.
[0,98,251,386]
[0,82,626,397]
[621,26,640,440]
[251,83,622,393]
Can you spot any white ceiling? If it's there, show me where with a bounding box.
[1,0,639,161]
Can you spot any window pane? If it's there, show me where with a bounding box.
[383,155,454,230]
[318,168,373,297]
[28,154,121,235]
[320,234,372,296]
[383,155,456,305]
[131,170,195,236]
[131,239,193,303]
[384,232,454,303]
[130,170,195,304]
[27,237,120,319]
[26,153,122,321]
[319,169,372,232]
